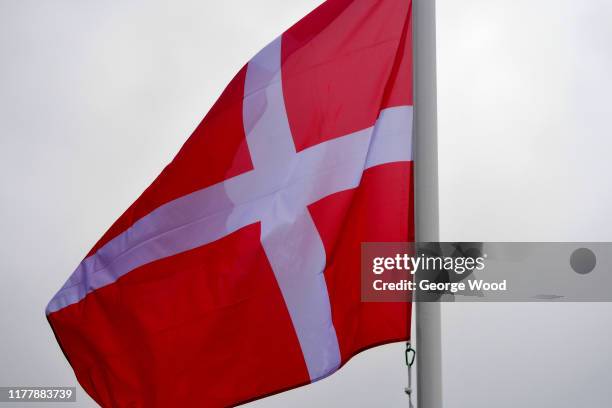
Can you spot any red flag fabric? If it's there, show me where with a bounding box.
[47,0,414,406]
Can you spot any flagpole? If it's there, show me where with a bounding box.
[413,0,443,407]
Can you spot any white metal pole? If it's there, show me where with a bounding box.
[413,0,442,407]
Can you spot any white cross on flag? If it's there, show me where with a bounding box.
[47,0,414,406]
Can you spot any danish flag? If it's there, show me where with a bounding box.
[47,0,414,406]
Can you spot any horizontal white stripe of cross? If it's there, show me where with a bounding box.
[47,36,413,381]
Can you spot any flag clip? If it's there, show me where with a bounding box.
[405,341,416,407]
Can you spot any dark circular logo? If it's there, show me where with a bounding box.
[570,247,596,275]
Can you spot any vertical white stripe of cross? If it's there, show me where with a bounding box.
[237,37,341,380]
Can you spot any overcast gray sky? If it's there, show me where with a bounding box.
[1,1,611,407]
